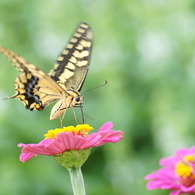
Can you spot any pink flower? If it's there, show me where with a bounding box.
[18,122,124,163]
[145,146,195,195]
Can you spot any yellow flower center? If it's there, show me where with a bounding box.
[175,162,192,178]
[44,124,94,139]
[175,155,195,187]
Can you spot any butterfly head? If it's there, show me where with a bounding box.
[68,90,83,107]
[50,90,83,120]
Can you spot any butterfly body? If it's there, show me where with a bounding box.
[0,22,92,120]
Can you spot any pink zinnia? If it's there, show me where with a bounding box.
[18,122,124,163]
[145,146,195,195]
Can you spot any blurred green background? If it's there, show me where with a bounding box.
[0,0,195,194]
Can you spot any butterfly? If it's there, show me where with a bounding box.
[0,22,93,121]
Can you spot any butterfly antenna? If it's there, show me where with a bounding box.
[81,80,108,95]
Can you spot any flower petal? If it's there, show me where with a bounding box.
[97,121,114,132]
[19,152,36,162]
[21,140,53,155]
[57,132,87,150]
[89,130,124,147]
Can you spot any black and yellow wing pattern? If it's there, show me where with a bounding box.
[0,22,93,120]
[49,22,92,91]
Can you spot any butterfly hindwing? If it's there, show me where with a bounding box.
[0,46,65,111]
[48,22,93,91]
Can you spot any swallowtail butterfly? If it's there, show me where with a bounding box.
[0,22,92,120]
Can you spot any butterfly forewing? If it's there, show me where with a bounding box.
[48,22,93,91]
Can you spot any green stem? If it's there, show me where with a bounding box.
[68,166,86,195]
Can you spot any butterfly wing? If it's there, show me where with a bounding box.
[48,22,93,91]
[0,46,66,111]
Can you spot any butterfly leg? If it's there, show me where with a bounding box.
[73,105,85,124]
[59,116,63,128]
[83,112,94,120]
[59,111,67,128]
[71,107,78,124]
[81,106,85,124]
